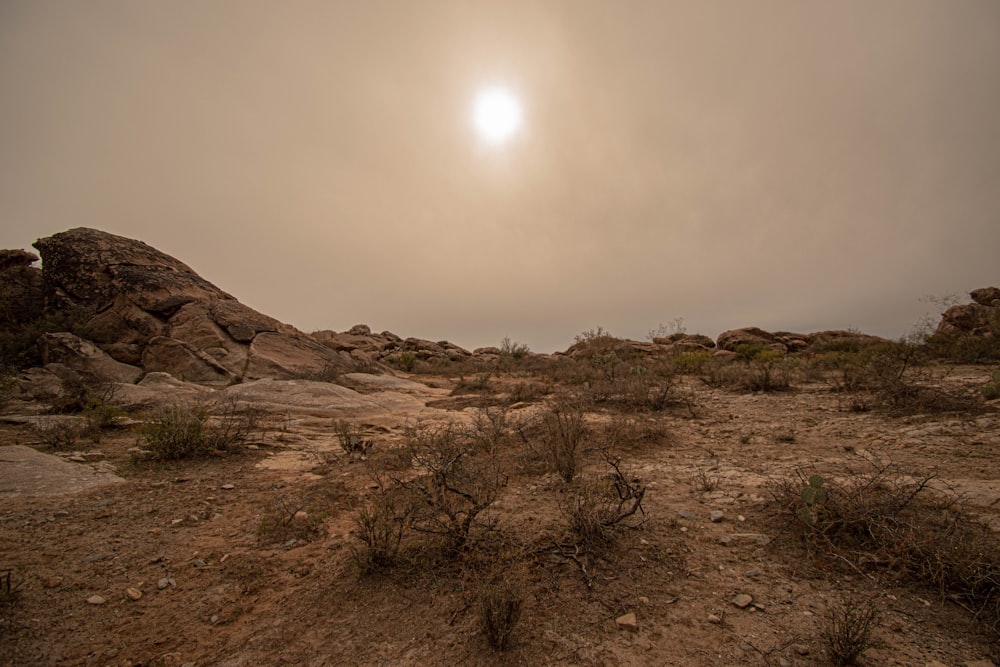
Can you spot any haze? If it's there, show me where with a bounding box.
[2,1,998,352]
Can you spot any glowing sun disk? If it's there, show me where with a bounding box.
[472,87,523,145]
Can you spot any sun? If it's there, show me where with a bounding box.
[471,86,523,145]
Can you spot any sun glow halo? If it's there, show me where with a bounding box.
[472,86,523,145]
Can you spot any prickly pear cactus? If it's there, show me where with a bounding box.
[797,475,827,527]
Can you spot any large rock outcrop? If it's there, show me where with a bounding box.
[29,228,352,384]
[937,287,1000,337]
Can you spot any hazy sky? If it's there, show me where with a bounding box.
[2,1,998,352]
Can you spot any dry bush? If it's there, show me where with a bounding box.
[565,452,646,549]
[258,493,324,545]
[826,343,983,415]
[397,420,506,554]
[141,400,262,460]
[34,418,89,449]
[599,414,669,450]
[773,459,1000,640]
[450,373,494,396]
[822,597,880,667]
[479,575,524,651]
[704,350,794,392]
[350,486,415,572]
[538,401,587,483]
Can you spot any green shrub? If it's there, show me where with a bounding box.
[980,370,1000,400]
[140,400,260,460]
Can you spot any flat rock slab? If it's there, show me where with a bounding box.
[0,445,125,496]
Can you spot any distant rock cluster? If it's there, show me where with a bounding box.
[1,227,995,404]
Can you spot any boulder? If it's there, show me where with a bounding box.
[652,333,716,349]
[29,228,353,384]
[937,303,995,336]
[39,332,143,384]
[970,287,1000,307]
[716,327,785,352]
[244,332,349,380]
[142,336,236,384]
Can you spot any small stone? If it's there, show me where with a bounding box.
[737,515,746,522]
[732,593,753,609]
[793,644,810,656]
[126,587,142,601]
[745,568,762,578]
[616,612,639,632]
[43,575,63,588]
[678,510,698,521]
[638,596,650,605]
[752,602,765,611]
[86,595,107,605]
[221,484,235,490]
[170,518,183,525]
[707,614,722,624]
[69,455,87,463]
[53,510,70,518]
[710,510,725,523]
[192,559,207,568]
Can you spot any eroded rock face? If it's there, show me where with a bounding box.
[716,327,785,353]
[0,249,44,326]
[31,228,350,383]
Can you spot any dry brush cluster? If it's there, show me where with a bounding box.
[347,402,651,650]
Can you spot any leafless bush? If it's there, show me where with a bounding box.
[34,418,89,449]
[565,452,646,548]
[141,399,262,460]
[397,420,506,554]
[821,597,880,666]
[479,575,524,651]
[258,493,323,545]
[350,486,415,572]
[538,401,587,483]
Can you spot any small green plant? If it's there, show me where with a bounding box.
[392,351,417,372]
[334,419,373,459]
[479,576,524,651]
[980,370,1000,400]
[821,597,879,666]
[797,474,828,527]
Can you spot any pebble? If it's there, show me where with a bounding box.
[732,593,753,609]
[615,612,639,632]
[157,577,176,590]
[86,595,107,605]
[710,510,725,523]
[707,614,722,624]
[221,484,235,490]
[793,644,810,656]
[126,587,142,601]
[193,559,207,568]
[678,510,698,521]
[638,596,650,605]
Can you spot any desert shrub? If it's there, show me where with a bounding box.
[703,352,794,392]
[980,370,1000,401]
[506,380,548,404]
[479,575,524,651]
[350,486,415,572]
[499,337,530,360]
[81,383,125,432]
[538,401,587,483]
[334,419,373,459]
[824,342,981,415]
[822,597,880,667]
[773,459,1000,640]
[600,414,669,450]
[258,493,324,545]
[34,418,89,449]
[671,350,712,375]
[388,351,417,372]
[397,420,506,554]
[451,374,494,395]
[734,342,767,361]
[564,453,646,549]
[0,366,16,410]
[0,568,21,641]
[141,400,260,460]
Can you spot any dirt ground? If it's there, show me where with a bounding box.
[1,366,999,667]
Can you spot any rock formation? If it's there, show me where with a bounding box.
[937,287,1000,337]
[17,228,354,384]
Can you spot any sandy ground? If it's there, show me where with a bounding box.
[1,368,998,667]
